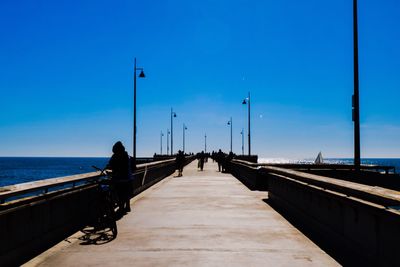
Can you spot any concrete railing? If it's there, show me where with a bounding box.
[228,159,400,266]
[227,160,266,190]
[0,157,194,266]
[229,160,400,190]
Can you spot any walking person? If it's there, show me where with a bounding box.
[216,149,224,172]
[198,151,205,171]
[106,141,132,215]
[176,150,185,176]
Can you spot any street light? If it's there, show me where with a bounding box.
[183,123,188,152]
[170,108,177,155]
[133,57,145,167]
[167,129,170,155]
[240,128,244,155]
[227,117,233,153]
[160,131,164,155]
[353,0,361,172]
[242,92,251,156]
[205,133,207,153]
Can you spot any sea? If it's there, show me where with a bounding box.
[258,157,400,168]
[258,158,400,173]
[0,157,108,187]
[0,157,399,188]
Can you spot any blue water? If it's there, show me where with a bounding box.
[0,157,108,187]
[323,158,400,171]
[0,157,399,188]
[296,158,400,170]
[259,158,400,173]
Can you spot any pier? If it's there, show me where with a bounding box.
[2,0,400,265]
[24,161,338,266]
[1,157,400,266]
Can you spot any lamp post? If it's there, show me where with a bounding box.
[353,0,361,172]
[183,123,188,152]
[240,128,244,155]
[242,92,251,156]
[205,133,207,153]
[160,131,164,155]
[167,129,170,155]
[133,57,145,167]
[227,117,233,153]
[170,108,177,155]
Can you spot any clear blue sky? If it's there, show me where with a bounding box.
[0,0,399,158]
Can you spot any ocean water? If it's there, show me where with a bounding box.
[0,157,108,187]
[258,158,400,173]
[1,157,399,188]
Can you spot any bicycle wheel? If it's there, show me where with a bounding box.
[103,192,118,238]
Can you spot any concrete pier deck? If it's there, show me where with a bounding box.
[25,161,339,266]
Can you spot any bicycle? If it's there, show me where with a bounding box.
[80,166,118,244]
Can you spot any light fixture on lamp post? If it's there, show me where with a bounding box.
[227,117,233,153]
[170,108,177,155]
[183,123,188,152]
[133,57,145,168]
[242,92,251,156]
[160,131,164,155]
[167,129,170,155]
[205,133,207,153]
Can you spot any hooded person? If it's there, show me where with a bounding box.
[107,141,132,214]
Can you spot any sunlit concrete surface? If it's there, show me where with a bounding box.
[25,161,339,267]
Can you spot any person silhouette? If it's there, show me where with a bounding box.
[198,151,205,171]
[176,150,185,176]
[223,151,234,172]
[107,141,132,215]
[216,149,224,172]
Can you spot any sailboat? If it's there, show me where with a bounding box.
[315,152,324,164]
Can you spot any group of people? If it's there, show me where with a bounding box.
[105,142,236,215]
[178,149,236,175]
[197,151,207,171]
[195,149,236,173]
[212,149,234,172]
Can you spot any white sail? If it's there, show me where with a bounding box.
[315,152,324,164]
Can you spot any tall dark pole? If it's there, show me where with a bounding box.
[133,58,137,164]
[167,129,170,155]
[242,92,251,156]
[227,119,232,152]
[183,123,186,152]
[171,108,176,155]
[248,92,251,156]
[241,128,244,155]
[205,134,207,153]
[353,0,361,171]
[160,131,163,155]
[133,58,136,162]
[133,58,145,167]
[171,108,173,155]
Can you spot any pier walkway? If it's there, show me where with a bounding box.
[26,161,338,266]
